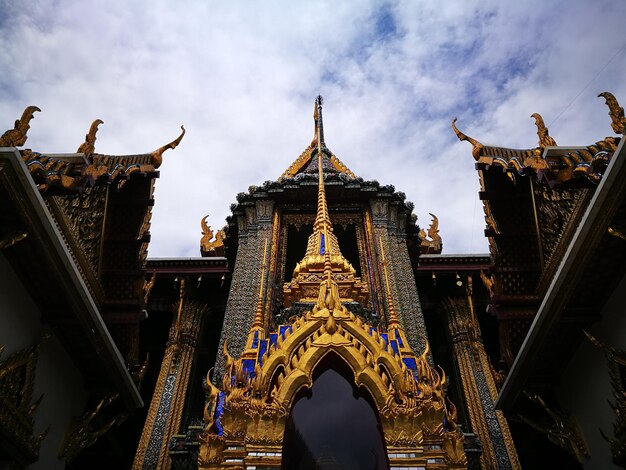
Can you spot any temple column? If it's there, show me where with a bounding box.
[214,200,274,380]
[367,199,429,354]
[133,280,206,470]
[442,279,520,469]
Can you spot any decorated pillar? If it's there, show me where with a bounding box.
[442,278,520,469]
[367,198,429,355]
[133,280,206,470]
[214,199,275,380]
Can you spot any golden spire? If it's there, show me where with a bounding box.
[283,97,369,306]
[314,96,333,258]
[252,239,269,329]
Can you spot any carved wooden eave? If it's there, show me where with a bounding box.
[453,117,620,188]
[454,92,626,188]
[0,148,143,411]
[20,150,161,195]
[416,253,491,272]
[497,135,626,412]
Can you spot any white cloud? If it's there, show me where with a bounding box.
[1,0,625,256]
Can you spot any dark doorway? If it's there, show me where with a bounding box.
[282,354,389,469]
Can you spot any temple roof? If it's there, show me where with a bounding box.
[1,109,185,194]
[452,92,625,187]
[279,99,356,180]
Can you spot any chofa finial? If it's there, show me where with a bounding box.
[531,113,557,147]
[0,105,41,147]
[310,95,325,148]
[451,117,483,160]
[598,92,626,135]
[150,125,185,168]
[77,119,104,155]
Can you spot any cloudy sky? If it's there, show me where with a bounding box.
[1,0,625,257]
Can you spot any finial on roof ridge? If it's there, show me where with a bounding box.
[77,119,104,155]
[310,95,326,149]
[598,92,626,135]
[531,113,557,147]
[0,105,41,147]
[451,117,483,160]
[150,125,185,168]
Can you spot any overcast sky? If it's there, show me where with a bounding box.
[1,1,625,257]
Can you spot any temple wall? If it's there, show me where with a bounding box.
[370,199,428,355]
[558,273,626,470]
[214,200,274,380]
[0,253,87,470]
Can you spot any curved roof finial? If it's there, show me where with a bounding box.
[150,125,185,168]
[451,117,483,160]
[310,95,326,148]
[0,105,41,147]
[531,113,557,147]
[77,119,104,155]
[598,92,626,134]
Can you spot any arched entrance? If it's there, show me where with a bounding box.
[282,354,388,469]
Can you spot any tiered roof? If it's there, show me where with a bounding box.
[452,92,624,187]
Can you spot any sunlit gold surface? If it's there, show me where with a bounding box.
[200,280,465,468]
[599,91,626,134]
[76,119,104,156]
[283,98,368,306]
[150,125,185,168]
[420,213,442,254]
[200,216,225,254]
[531,113,557,147]
[0,105,40,147]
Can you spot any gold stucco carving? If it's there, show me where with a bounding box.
[518,392,588,464]
[58,393,124,463]
[200,98,465,468]
[420,213,442,254]
[200,216,225,254]
[0,230,28,250]
[531,113,557,147]
[585,331,626,467]
[0,335,49,465]
[150,125,185,168]
[599,91,626,135]
[76,119,104,156]
[0,105,40,147]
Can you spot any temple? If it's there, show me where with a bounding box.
[1,92,625,469]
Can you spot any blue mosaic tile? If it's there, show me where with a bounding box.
[242,359,256,378]
[269,333,278,348]
[402,357,417,372]
[215,392,225,436]
[279,325,292,340]
[389,339,399,356]
[251,330,259,349]
[258,339,268,366]
[380,333,389,347]
[394,329,404,347]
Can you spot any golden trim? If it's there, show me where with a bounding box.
[598,91,626,134]
[76,119,103,155]
[0,105,40,147]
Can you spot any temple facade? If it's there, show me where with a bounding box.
[1,93,625,469]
